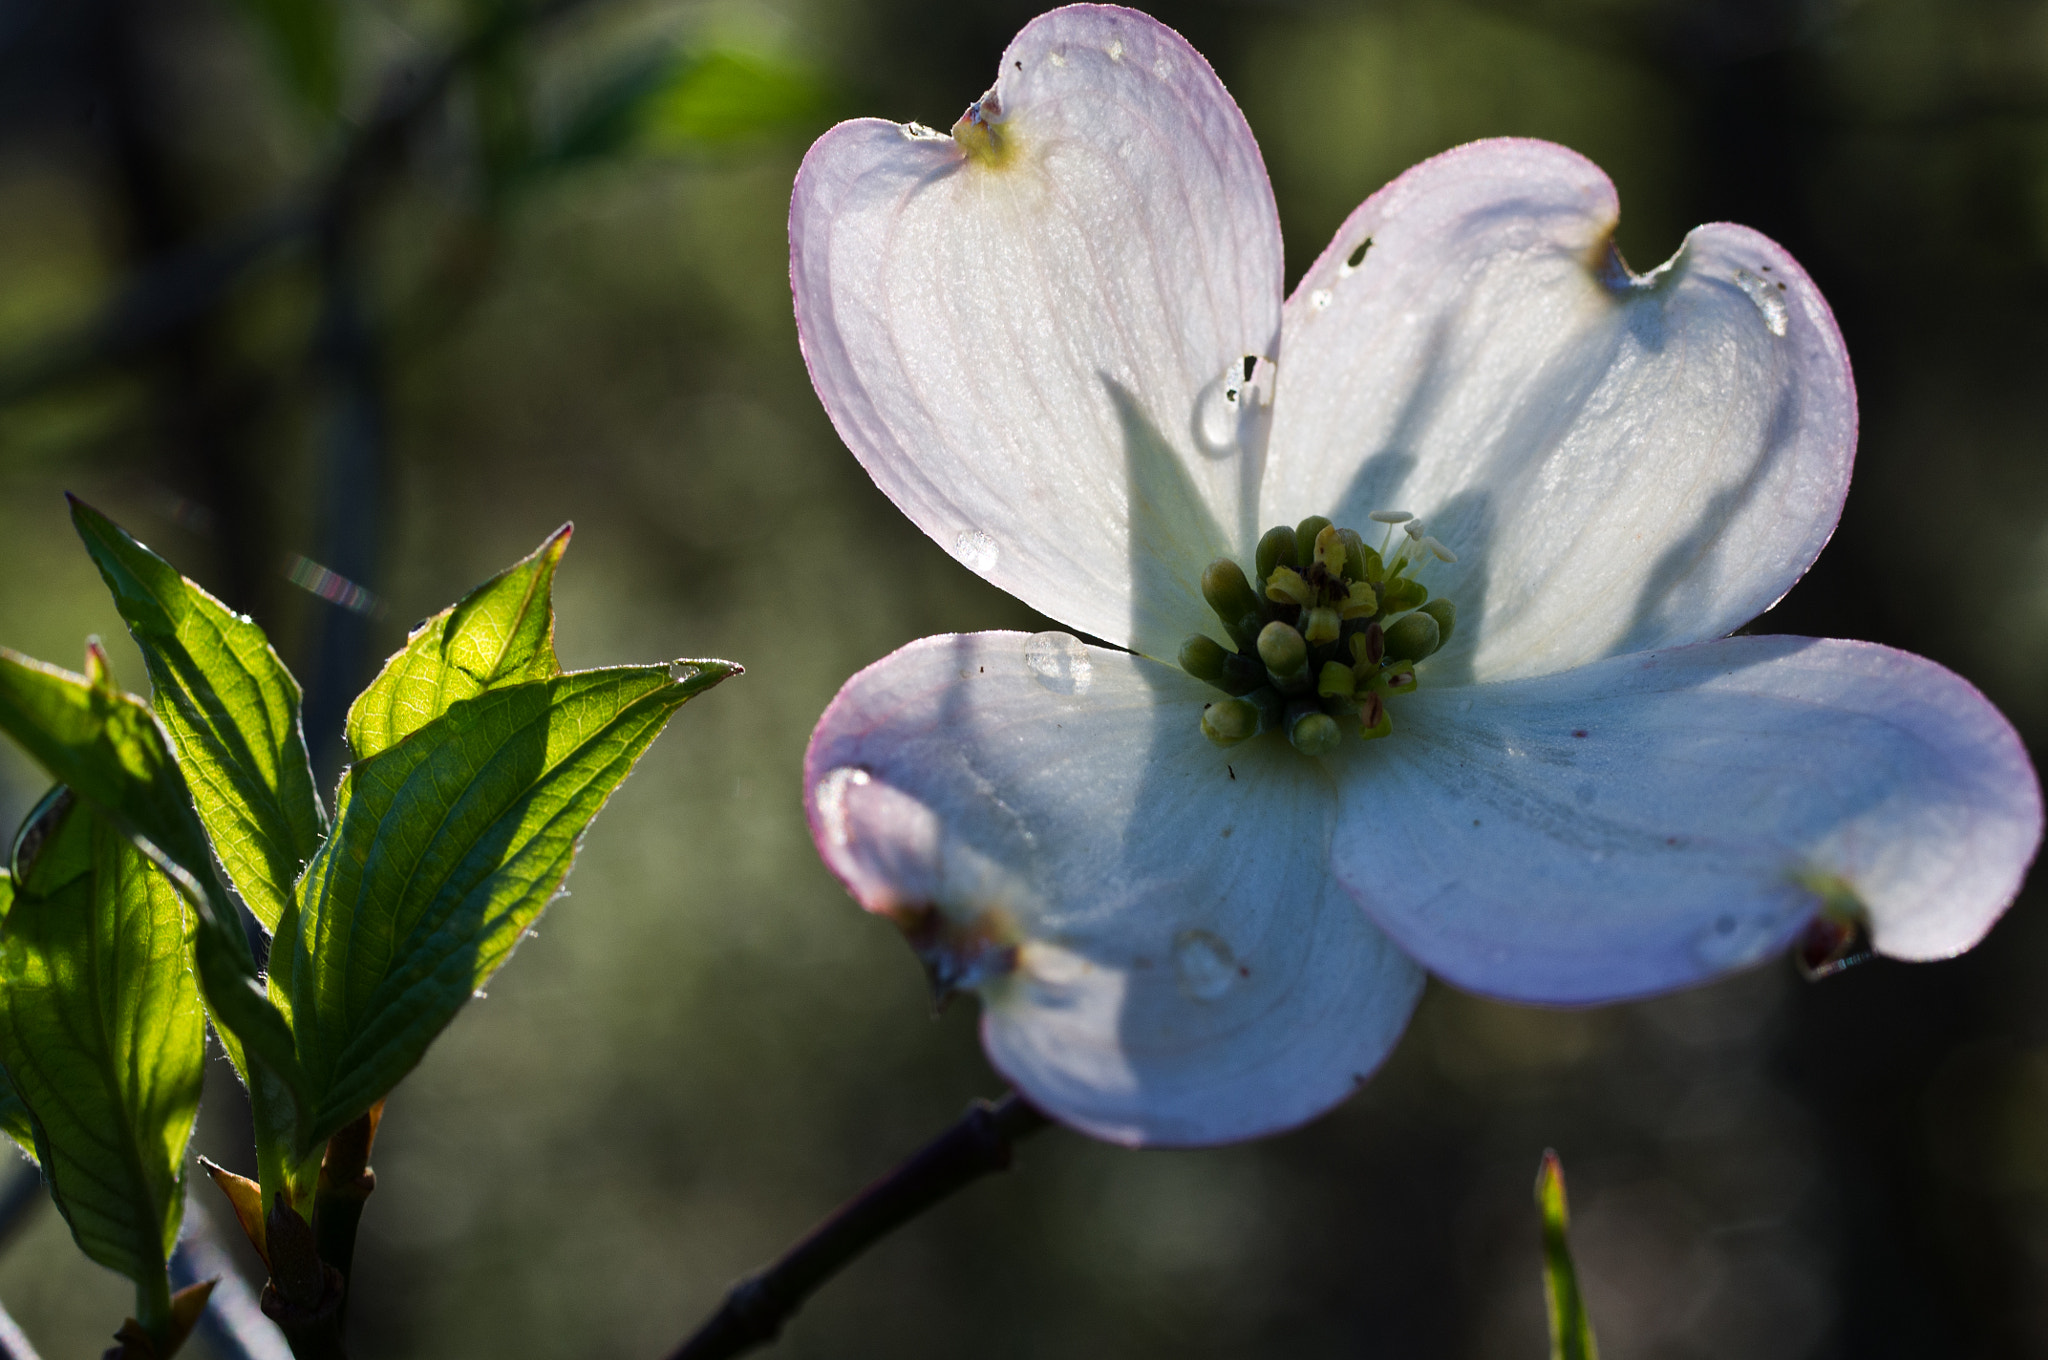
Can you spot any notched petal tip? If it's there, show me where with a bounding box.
[885,901,1020,1010]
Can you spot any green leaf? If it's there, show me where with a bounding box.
[0,872,29,1159]
[1537,1150,1600,1360]
[285,660,735,1144]
[0,789,203,1330]
[223,0,342,118]
[70,497,326,932]
[346,524,571,762]
[641,49,831,148]
[0,645,308,1131]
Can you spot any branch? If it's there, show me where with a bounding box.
[0,1296,41,1360]
[665,1092,1050,1360]
[0,0,602,406]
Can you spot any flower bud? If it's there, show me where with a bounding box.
[1287,704,1341,757]
[1293,516,1332,567]
[1179,634,1228,684]
[1418,597,1456,646]
[1383,611,1440,662]
[1257,620,1308,676]
[1201,558,1261,626]
[1255,525,1299,583]
[1200,699,1260,747]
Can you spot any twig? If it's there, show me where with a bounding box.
[665,1092,1051,1360]
[0,1297,41,1360]
[0,0,602,407]
[171,1200,293,1360]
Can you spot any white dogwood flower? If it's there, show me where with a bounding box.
[792,4,2042,1145]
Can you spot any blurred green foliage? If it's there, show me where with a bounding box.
[0,0,2045,1357]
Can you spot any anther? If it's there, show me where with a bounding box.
[1368,510,1413,524]
[1423,536,1456,563]
[1357,690,1392,739]
[1352,622,1385,667]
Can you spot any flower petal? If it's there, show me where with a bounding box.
[790,6,1283,659]
[1262,139,1857,684]
[1331,636,2040,1003]
[805,631,1424,1146]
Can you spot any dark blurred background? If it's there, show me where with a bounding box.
[0,0,2044,1355]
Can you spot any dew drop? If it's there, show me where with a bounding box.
[1194,371,1241,456]
[1024,631,1092,695]
[813,766,873,849]
[951,529,999,573]
[1310,289,1333,312]
[1691,905,1796,969]
[1172,929,1239,1001]
[1733,269,1788,337]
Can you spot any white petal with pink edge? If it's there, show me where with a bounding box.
[1329,635,2040,1004]
[805,631,1424,1146]
[790,5,1283,660]
[1262,139,1857,685]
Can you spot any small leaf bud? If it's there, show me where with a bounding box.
[1316,661,1355,700]
[1179,635,1228,684]
[1201,699,1260,746]
[1293,516,1332,566]
[1384,611,1440,662]
[1257,620,1308,676]
[1255,525,1299,583]
[1418,597,1457,646]
[1287,706,1342,757]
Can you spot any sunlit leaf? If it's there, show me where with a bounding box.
[640,49,831,149]
[71,497,325,932]
[0,789,203,1310]
[1536,1149,1599,1360]
[285,660,735,1144]
[346,523,570,762]
[0,871,28,1159]
[0,645,307,1125]
[223,0,342,118]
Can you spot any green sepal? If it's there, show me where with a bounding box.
[346,524,572,763]
[70,497,326,932]
[1536,1150,1600,1360]
[0,646,310,1139]
[0,790,202,1334]
[282,659,736,1150]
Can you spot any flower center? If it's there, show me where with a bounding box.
[1180,513,1458,756]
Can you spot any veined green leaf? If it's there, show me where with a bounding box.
[1537,1150,1600,1360]
[223,0,342,118]
[0,645,307,1128]
[0,871,29,1159]
[71,497,325,932]
[0,790,202,1325]
[286,660,734,1144]
[346,524,570,762]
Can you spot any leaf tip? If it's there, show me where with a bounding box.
[670,658,743,693]
[198,1155,269,1268]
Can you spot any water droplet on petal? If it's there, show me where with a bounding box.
[1024,632,1092,695]
[813,766,873,849]
[1733,269,1788,337]
[951,529,999,573]
[1691,904,1799,970]
[1173,929,1238,1001]
[1194,372,1241,457]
